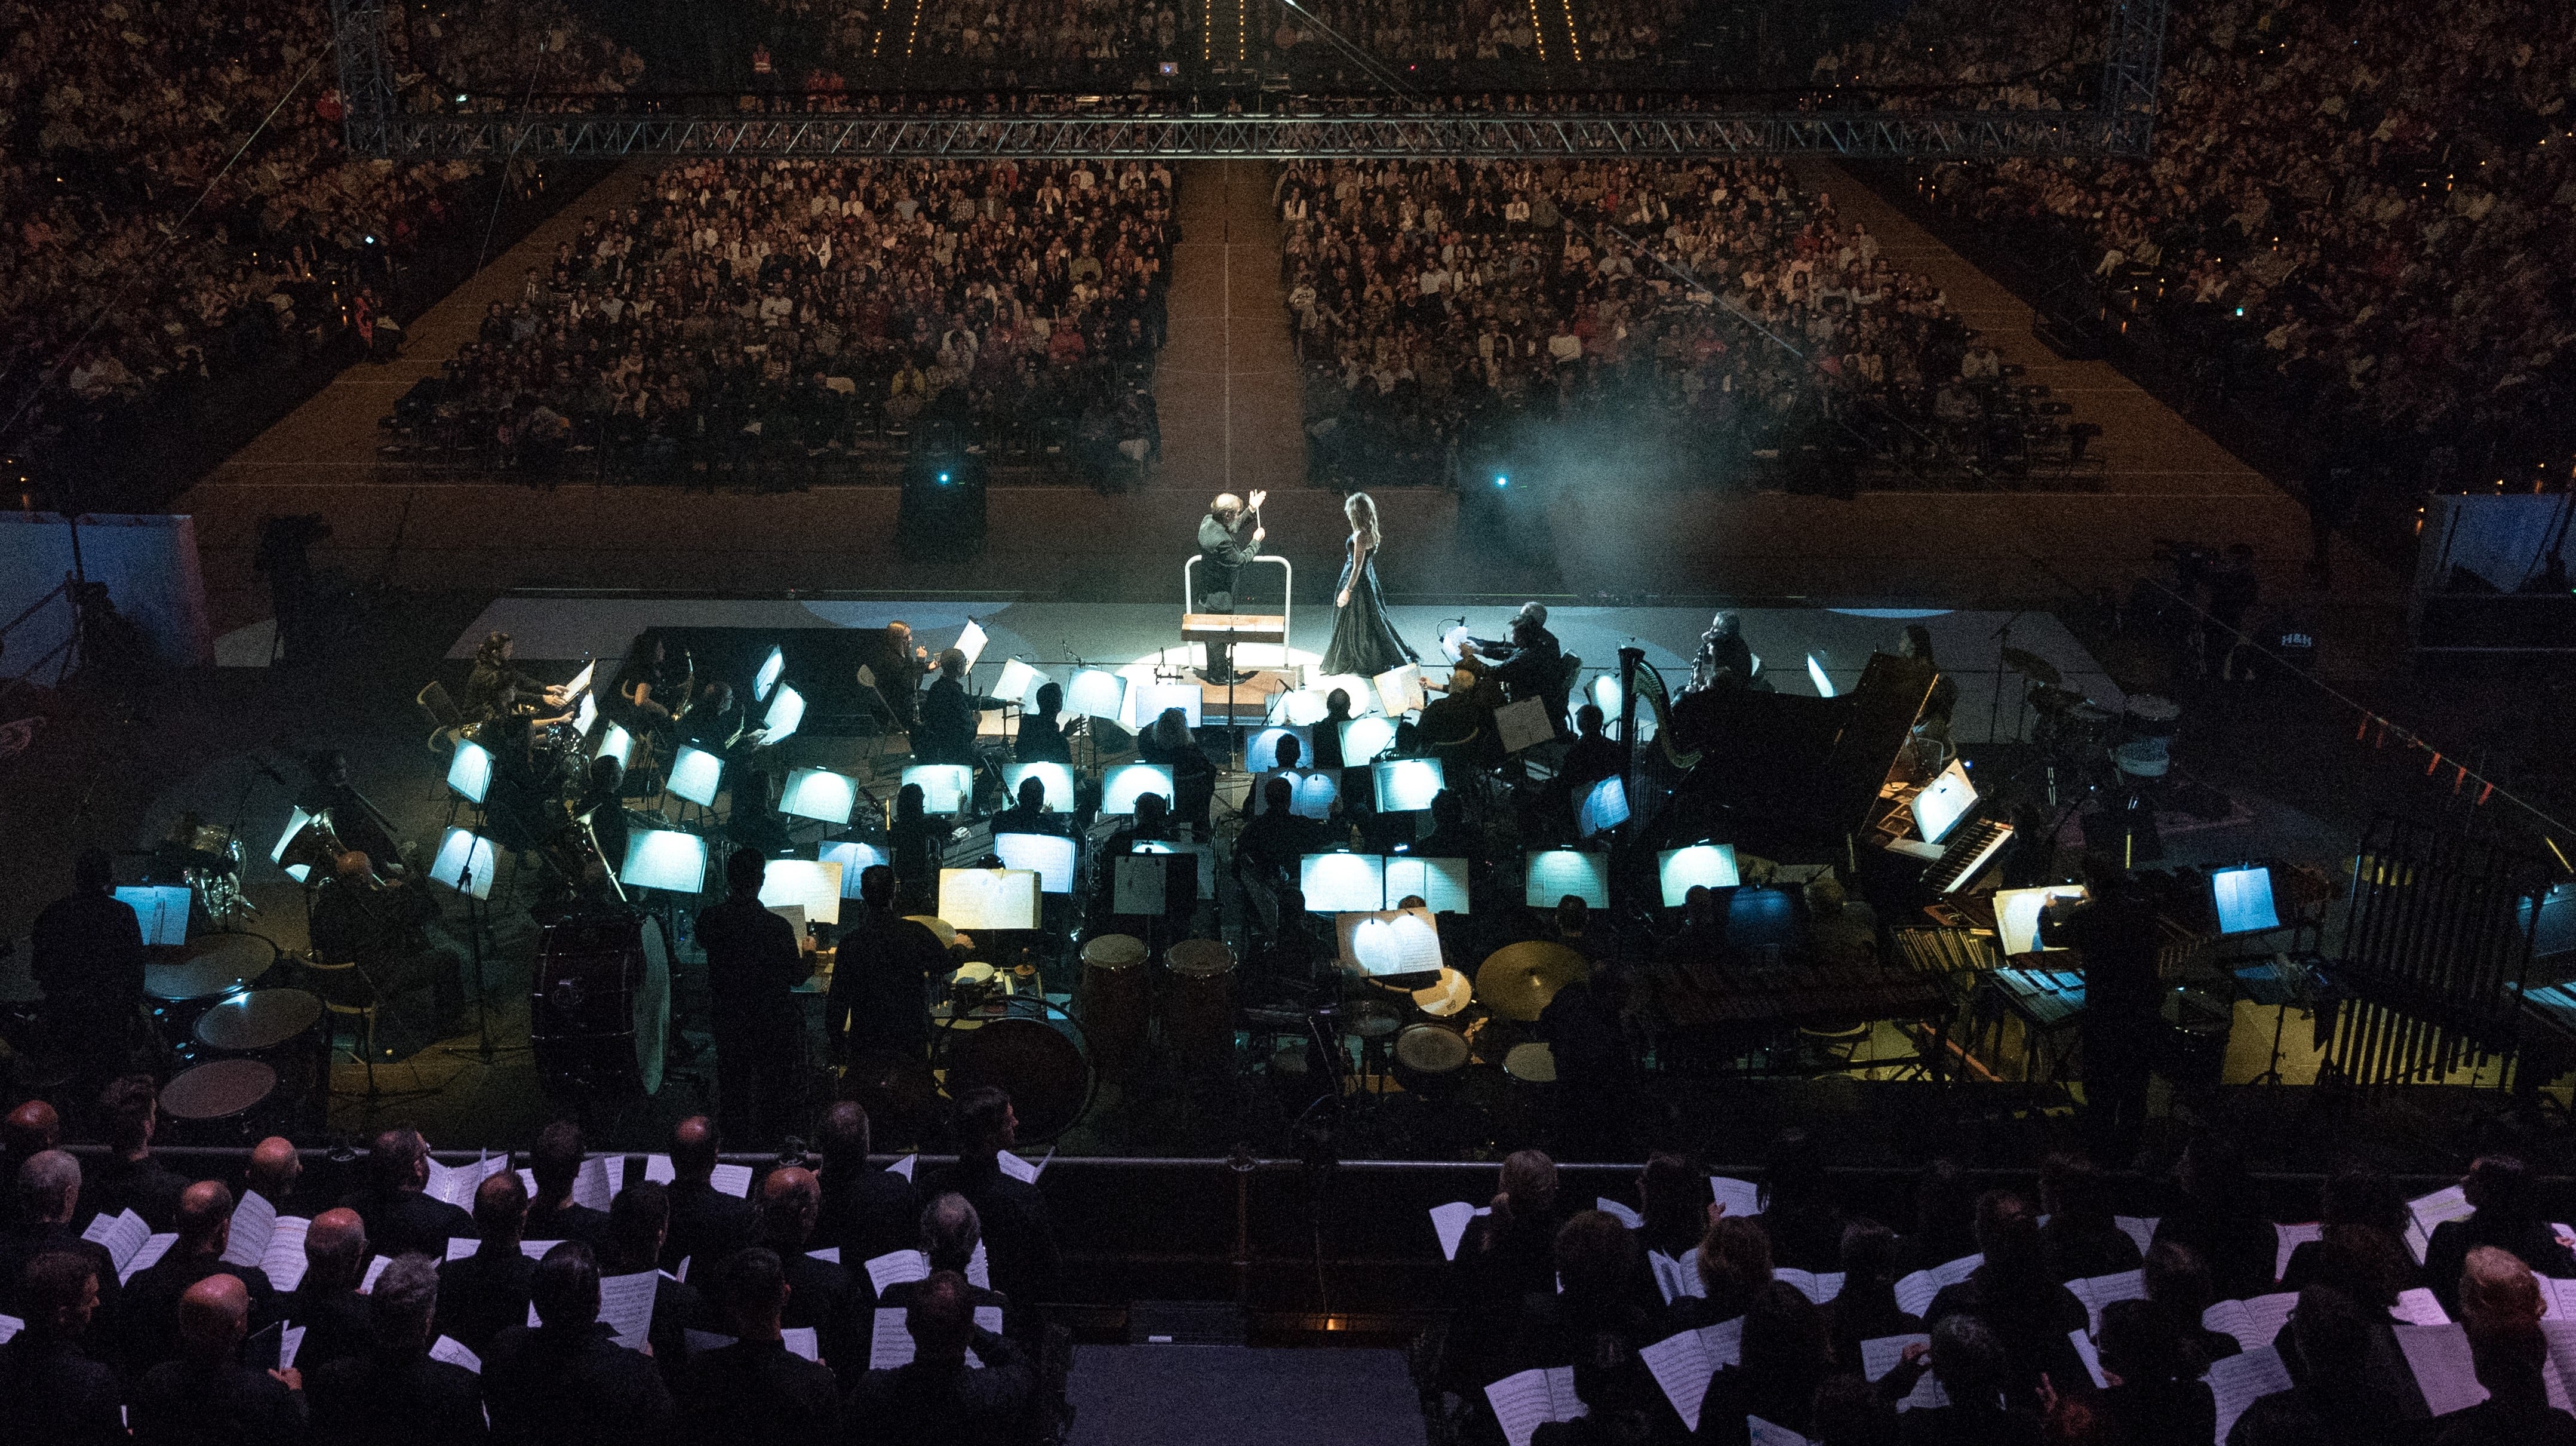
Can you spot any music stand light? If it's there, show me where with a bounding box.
[754,646,785,702]
[667,745,724,808]
[431,828,497,901]
[994,833,1077,894]
[993,658,1046,710]
[1342,906,1444,976]
[1372,757,1445,813]
[595,723,635,770]
[1246,726,1309,773]
[901,763,973,815]
[760,859,843,925]
[1101,762,1175,815]
[1065,668,1127,720]
[819,840,887,895]
[1591,673,1623,720]
[763,684,807,744]
[1384,855,1470,913]
[1339,715,1398,765]
[620,830,708,894]
[446,739,494,805]
[1271,690,1330,726]
[1299,852,1386,913]
[1001,762,1076,812]
[1577,776,1630,837]
[780,767,858,825]
[1524,849,1610,909]
[1655,843,1741,905]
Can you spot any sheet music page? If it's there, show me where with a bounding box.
[361,1256,392,1293]
[428,1336,482,1374]
[1350,909,1443,977]
[598,1270,660,1351]
[2405,1186,2474,1265]
[969,1241,990,1287]
[1430,1202,1490,1261]
[2068,1270,2148,1333]
[278,1325,306,1373]
[1289,770,1339,820]
[267,1217,316,1290]
[2203,1294,2298,1354]
[81,1208,149,1273]
[2070,1328,2108,1389]
[0,1313,19,1344]
[685,1329,737,1353]
[1595,1199,1643,1230]
[1373,663,1427,718]
[1493,697,1554,755]
[1893,1255,1982,1319]
[1648,1249,1706,1304]
[1746,1417,1813,1446]
[223,1190,278,1269]
[1861,1334,1945,1411]
[2391,1288,2450,1327]
[889,1155,917,1181]
[1484,1366,1584,1446]
[2273,1223,2323,1283]
[869,1308,999,1370]
[1710,1177,1763,1219]
[1638,1330,1716,1432]
[2113,1215,2159,1258]
[809,1247,841,1264]
[1112,855,1167,914]
[424,1156,512,1211]
[782,1327,820,1362]
[1384,856,1471,914]
[998,1150,1048,1185]
[574,1155,621,1212]
[2394,1323,2488,1417]
[711,1163,755,1198]
[123,1235,176,1284]
[1773,1270,1846,1305]
[866,1249,932,1296]
[645,1155,677,1185]
[2207,1346,2292,1445]
[445,1238,479,1261]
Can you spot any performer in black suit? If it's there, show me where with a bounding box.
[1461,601,1569,737]
[1194,490,1265,684]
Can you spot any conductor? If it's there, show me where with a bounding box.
[1195,490,1266,684]
[31,848,145,1093]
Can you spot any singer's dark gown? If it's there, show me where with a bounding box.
[1321,532,1418,677]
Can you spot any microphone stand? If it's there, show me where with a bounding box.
[1989,610,2027,748]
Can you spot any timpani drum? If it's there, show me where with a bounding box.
[146,932,280,1048]
[1392,1023,1470,1099]
[1162,938,1237,1068]
[1079,934,1149,1080]
[160,1058,278,1141]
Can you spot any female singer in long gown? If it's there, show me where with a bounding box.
[1321,492,1418,677]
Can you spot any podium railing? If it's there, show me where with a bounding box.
[1182,552,1293,664]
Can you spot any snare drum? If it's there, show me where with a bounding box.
[160,1058,278,1141]
[1079,934,1149,1080]
[1392,1024,1469,1098]
[1162,938,1237,1068]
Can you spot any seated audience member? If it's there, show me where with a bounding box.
[2424,1154,2576,1319]
[285,1208,377,1376]
[1876,1313,2040,1445]
[932,1088,1061,1309]
[2440,1248,2576,1445]
[2221,1285,2384,1445]
[2279,1167,2420,1305]
[758,1165,861,1374]
[678,1247,844,1443]
[849,1269,1038,1446]
[2089,1298,2216,1446]
[602,1180,708,1381]
[245,1137,312,1217]
[1636,1152,1708,1263]
[483,1243,675,1445]
[308,1253,487,1444]
[89,1074,190,1230]
[0,1100,60,1227]
[1449,1149,1566,1384]
[1923,1191,2085,1408]
[130,1273,306,1446]
[2149,1136,2277,1306]
[2140,1241,2241,1373]
[2037,1152,2142,1285]
[436,1169,537,1354]
[814,1101,922,1267]
[1675,1214,1777,1330]
[1897,1158,1979,1276]
[1827,1220,1924,1367]
[119,1180,277,1377]
[662,1115,758,1275]
[525,1120,610,1248]
[0,1248,122,1446]
[1759,1129,1846,1273]
[344,1125,476,1258]
[0,1151,122,1321]
[1696,1280,1837,1444]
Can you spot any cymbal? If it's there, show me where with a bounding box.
[1999,647,2062,687]
[1412,966,1473,1018]
[2027,684,2088,714]
[1474,941,1590,1023]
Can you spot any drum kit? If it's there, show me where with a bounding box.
[2005,647,2182,803]
[1262,938,1589,1109]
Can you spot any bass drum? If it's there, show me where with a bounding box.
[531,910,671,1097]
[939,1011,1092,1143]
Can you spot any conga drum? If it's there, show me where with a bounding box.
[1392,1023,1470,1099]
[1079,934,1149,1080]
[1162,938,1237,1069]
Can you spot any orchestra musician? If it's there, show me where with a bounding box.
[1458,601,1567,737]
[988,777,1069,839]
[682,680,754,757]
[470,713,565,856]
[1894,625,1959,741]
[865,621,930,735]
[1015,683,1072,765]
[1194,490,1266,684]
[309,851,465,1032]
[463,632,568,724]
[914,649,999,769]
[609,634,693,744]
[297,751,408,877]
[1138,709,1214,831]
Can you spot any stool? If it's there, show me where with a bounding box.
[301,957,383,1094]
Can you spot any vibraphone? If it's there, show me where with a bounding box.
[1972,964,2088,1084]
[1654,960,1954,1078]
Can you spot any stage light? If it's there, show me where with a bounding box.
[430,828,497,901]
[818,840,886,895]
[1524,849,1610,908]
[939,868,1040,929]
[1101,762,1175,814]
[1578,776,1630,837]
[1373,757,1444,812]
[1806,653,1836,698]
[779,767,858,824]
[1001,762,1075,812]
[1493,474,1509,488]
[994,833,1077,894]
[939,471,951,484]
[620,830,707,894]
[2212,866,2282,935]
[1592,674,1622,718]
[595,723,634,769]
[760,859,843,925]
[1339,715,1397,764]
[763,684,806,743]
[447,739,494,805]
[902,763,973,815]
[1656,844,1741,905]
[754,646,785,702]
[667,745,724,808]
[1065,668,1127,720]
[1300,852,1386,913]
